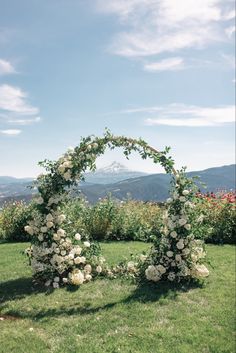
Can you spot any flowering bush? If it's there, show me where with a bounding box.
[194,191,236,244]
[0,201,33,242]
[24,130,209,287]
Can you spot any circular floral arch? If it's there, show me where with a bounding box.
[25,130,209,288]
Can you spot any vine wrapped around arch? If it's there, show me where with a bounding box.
[25,130,209,288]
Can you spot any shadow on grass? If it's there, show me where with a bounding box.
[0,276,202,321]
[0,277,50,306]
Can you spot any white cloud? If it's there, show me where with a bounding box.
[0,84,41,131]
[142,104,235,127]
[144,57,185,72]
[0,129,22,136]
[0,59,15,75]
[97,0,235,64]
[0,84,39,115]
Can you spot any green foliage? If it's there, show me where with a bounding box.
[0,201,34,242]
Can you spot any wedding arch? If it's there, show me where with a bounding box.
[25,130,209,288]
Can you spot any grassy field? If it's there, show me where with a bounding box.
[0,241,235,353]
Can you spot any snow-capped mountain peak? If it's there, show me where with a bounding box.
[98,162,129,174]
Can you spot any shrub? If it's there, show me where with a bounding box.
[0,201,34,242]
[194,192,236,244]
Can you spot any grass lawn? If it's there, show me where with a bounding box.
[0,241,235,353]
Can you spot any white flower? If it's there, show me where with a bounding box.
[179,196,186,202]
[140,254,147,262]
[84,264,92,273]
[57,229,65,237]
[173,192,178,200]
[167,272,176,281]
[24,225,34,235]
[182,190,189,196]
[83,241,90,248]
[74,256,86,264]
[176,241,184,250]
[53,233,60,241]
[54,276,60,282]
[38,234,44,241]
[63,171,72,181]
[166,198,172,203]
[191,264,209,278]
[46,214,53,222]
[57,214,66,223]
[40,226,48,233]
[166,251,174,258]
[71,271,84,285]
[145,265,161,282]
[127,261,136,271]
[35,196,44,205]
[184,224,191,230]
[58,165,65,174]
[85,274,92,281]
[53,282,59,289]
[170,231,177,238]
[96,265,102,273]
[46,221,54,229]
[179,218,187,226]
[61,250,66,256]
[86,145,92,151]
[62,277,68,283]
[175,254,182,262]
[75,233,81,241]
[45,280,51,287]
[156,264,166,274]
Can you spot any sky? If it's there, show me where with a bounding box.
[0,0,235,177]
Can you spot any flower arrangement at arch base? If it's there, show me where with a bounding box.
[24,131,209,289]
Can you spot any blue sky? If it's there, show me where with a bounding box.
[0,0,235,177]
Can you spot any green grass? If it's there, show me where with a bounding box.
[0,242,235,353]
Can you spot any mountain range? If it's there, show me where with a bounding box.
[0,163,235,205]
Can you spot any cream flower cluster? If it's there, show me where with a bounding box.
[25,194,104,288]
[145,176,209,283]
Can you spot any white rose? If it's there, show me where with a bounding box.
[167,272,176,281]
[46,214,53,222]
[84,264,92,273]
[57,229,65,237]
[140,254,147,262]
[83,241,90,248]
[127,261,135,271]
[86,145,92,151]
[53,233,60,241]
[170,231,177,238]
[96,265,102,273]
[53,282,59,289]
[191,264,209,278]
[179,196,186,202]
[62,277,68,283]
[166,198,172,203]
[71,271,84,285]
[58,165,65,174]
[36,196,44,205]
[75,233,81,241]
[179,218,187,226]
[85,274,92,281]
[57,214,66,223]
[156,264,166,274]
[46,221,54,228]
[184,224,191,230]
[54,277,60,282]
[24,225,34,235]
[38,234,44,241]
[182,190,189,196]
[40,226,48,233]
[176,241,184,250]
[63,171,72,181]
[175,254,182,262]
[166,251,174,258]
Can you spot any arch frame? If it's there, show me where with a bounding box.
[25,130,209,288]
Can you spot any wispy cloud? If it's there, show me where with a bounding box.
[97,0,235,70]
[0,129,22,136]
[0,84,41,133]
[0,59,15,75]
[225,25,236,38]
[144,57,185,72]
[143,104,235,127]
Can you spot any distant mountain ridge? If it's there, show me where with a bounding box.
[0,164,235,205]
